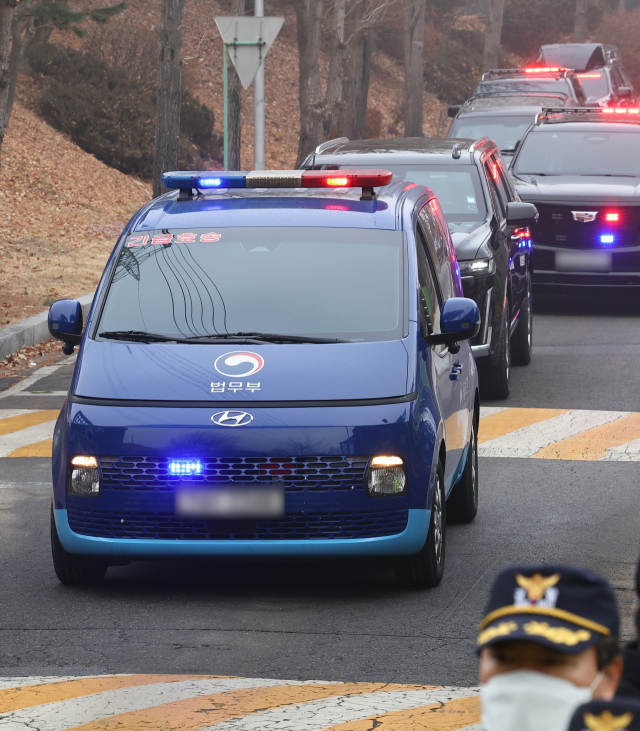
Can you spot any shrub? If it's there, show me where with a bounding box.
[595,9,640,90]
[29,43,222,179]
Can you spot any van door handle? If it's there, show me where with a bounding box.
[450,362,463,380]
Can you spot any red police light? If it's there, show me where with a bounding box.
[301,170,393,188]
[605,212,620,222]
[602,108,640,115]
[525,67,564,74]
[578,73,602,78]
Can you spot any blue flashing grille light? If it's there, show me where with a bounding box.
[169,460,203,476]
[601,234,615,245]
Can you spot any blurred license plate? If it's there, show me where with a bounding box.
[556,251,612,272]
[175,485,285,519]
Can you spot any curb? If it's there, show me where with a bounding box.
[0,293,95,360]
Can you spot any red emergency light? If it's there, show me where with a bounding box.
[525,67,565,74]
[605,212,620,222]
[602,108,640,114]
[578,73,603,78]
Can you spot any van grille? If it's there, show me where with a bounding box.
[67,507,409,540]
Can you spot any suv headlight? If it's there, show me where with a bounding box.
[68,455,101,497]
[459,257,495,276]
[366,456,407,497]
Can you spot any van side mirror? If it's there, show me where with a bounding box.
[618,86,633,98]
[447,105,462,118]
[507,201,538,228]
[48,299,83,354]
[429,298,481,347]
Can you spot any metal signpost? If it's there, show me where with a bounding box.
[215,15,284,170]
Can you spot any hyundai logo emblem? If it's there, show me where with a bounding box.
[211,410,253,427]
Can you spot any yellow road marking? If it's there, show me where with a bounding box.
[0,410,59,437]
[65,683,427,731]
[6,438,53,458]
[478,408,569,444]
[0,675,220,714]
[533,412,640,460]
[323,695,481,731]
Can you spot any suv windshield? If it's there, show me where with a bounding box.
[514,128,640,176]
[98,227,405,342]
[449,114,535,151]
[328,164,486,223]
[577,72,610,100]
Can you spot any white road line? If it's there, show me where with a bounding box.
[0,365,66,399]
[0,677,338,731]
[0,675,121,691]
[201,687,480,731]
[478,409,627,459]
[0,421,56,457]
[13,391,68,397]
[601,435,640,461]
[0,482,51,489]
[479,407,509,419]
[0,410,33,420]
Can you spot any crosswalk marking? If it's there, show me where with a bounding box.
[0,676,479,731]
[478,408,569,445]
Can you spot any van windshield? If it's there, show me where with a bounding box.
[98,227,405,342]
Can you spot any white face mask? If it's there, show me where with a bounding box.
[481,669,603,731]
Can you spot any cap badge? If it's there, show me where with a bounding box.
[584,711,634,731]
[514,572,561,608]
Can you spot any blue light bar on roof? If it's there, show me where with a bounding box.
[162,172,248,190]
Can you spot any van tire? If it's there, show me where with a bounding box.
[447,407,479,524]
[395,461,446,588]
[51,507,107,585]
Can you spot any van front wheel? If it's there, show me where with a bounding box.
[395,461,446,589]
[51,507,107,585]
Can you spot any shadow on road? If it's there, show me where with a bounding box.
[533,285,640,317]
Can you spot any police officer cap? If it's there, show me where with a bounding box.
[476,564,619,655]
[568,699,640,731]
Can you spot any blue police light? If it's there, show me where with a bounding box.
[199,177,222,188]
[169,460,203,476]
[601,234,615,245]
[161,172,247,191]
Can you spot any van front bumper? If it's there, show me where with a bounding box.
[54,507,430,557]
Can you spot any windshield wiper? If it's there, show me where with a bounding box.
[99,330,181,343]
[580,173,637,178]
[185,331,349,344]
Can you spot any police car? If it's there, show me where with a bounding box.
[510,107,640,287]
[48,169,481,588]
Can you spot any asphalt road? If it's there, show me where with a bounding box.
[0,287,639,687]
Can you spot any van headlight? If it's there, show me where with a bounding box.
[366,456,407,497]
[68,455,101,497]
[459,257,495,276]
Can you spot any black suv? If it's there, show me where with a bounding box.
[510,107,640,288]
[447,96,573,163]
[303,137,538,399]
[536,44,636,107]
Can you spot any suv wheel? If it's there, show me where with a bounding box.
[512,274,533,366]
[481,312,510,400]
[447,406,479,524]
[395,461,446,588]
[51,507,107,585]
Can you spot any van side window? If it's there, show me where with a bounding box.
[415,224,441,336]
[485,159,507,221]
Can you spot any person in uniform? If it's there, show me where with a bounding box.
[568,698,640,731]
[617,558,640,698]
[477,564,623,731]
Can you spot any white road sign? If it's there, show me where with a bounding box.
[215,16,285,90]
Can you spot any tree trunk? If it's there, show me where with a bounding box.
[295,0,325,167]
[354,24,373,139]
[573,0,588,43]
[323,0,345,139]
[617,0,625,14]
[403,0,426,138]
[227,0,245,170]
[482,0,505,72]
[153,0,185,198]
[5,18,23,128]
[0,0,16,166]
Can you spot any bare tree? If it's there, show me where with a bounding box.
[574,0,588,43]
[153,0,185,197]
[227,0,245,170]
[0,0,18,165]
[482,0,505,72]
[403,0,425,137]
[617,0,626,14]
[295,0,346,167]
